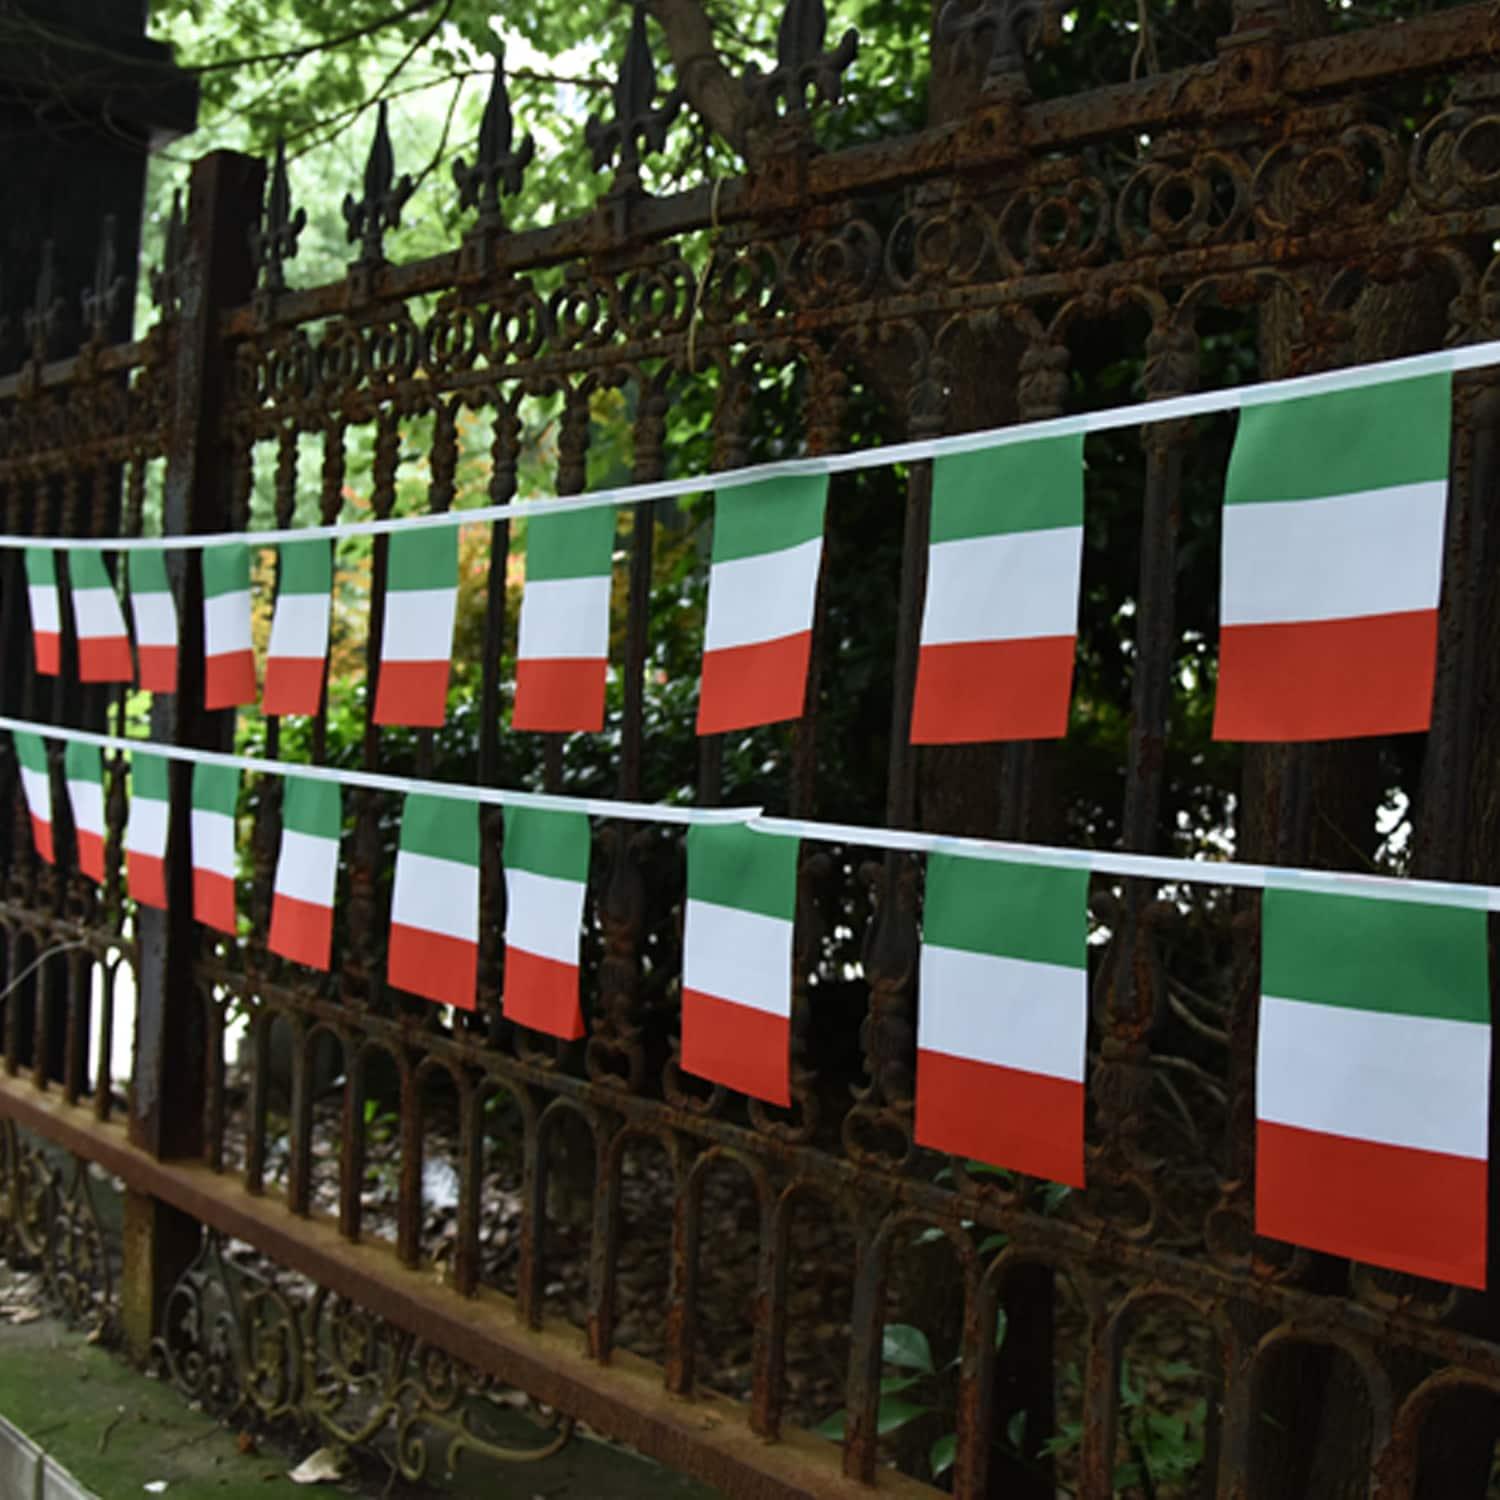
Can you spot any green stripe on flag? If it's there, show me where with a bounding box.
[386,527,456,592]
[278,537,332,595]
[687,823,798,922]
[130,549,171,594]
[64,740,102,786]
[503,804,590,883]
[1261,886,1488,1023]
[24,548,55,588]
[202,543,250,600]
[711,475,828,565]
[130,751,169,802]
[400,792,478,866]
[524,507,617,583]
[282,778,340,841]
[191,763,239,816]
[1226,374,1451,505]
[69,551,118,594]
[14,732,47,775]
[930,434,1085,543]
[923,853,1089,969]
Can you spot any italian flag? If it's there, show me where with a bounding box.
[263,538,332,717]
[681,822,797,1104]
[697,475,827,735]
[64,740,106,882]
[513,507,616,733]
[69,551,132,683]
[191,763,239,934]
[25,548,60,676]
[389,792,478,1010]
[1215,373,1451,741]
[129,549,178,693]
[13,732,54,863]
[126,752,169,908]
[202,544,256,710]
[502,804,589,1038]
[1256,886,1489,1288]
[911,436,1084,744]
[373,528,457,728]
[269,778,340,970]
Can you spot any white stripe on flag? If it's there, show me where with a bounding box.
[517,576,611,661]
[273,828,339,906]
[73,587,125,640]
[268,592,331,660]
[920,528,1082,645]
[126,797,168,856]
[381,588,457,662]
[917,945,1087,1082]
[1257,993,1487,1159]
[132,592,176,648]
[704,538,821,653]
[69,780,105,838]
[205,590,252,656]
[1222,481,1446,626]
[28,585,59,633]
[191,808,236,878]
[391,849,478,943]
[19,767,50,822]
[683,898,792,1018]
[503,867,584,966]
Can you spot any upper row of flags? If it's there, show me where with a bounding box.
[20,372,1454,745]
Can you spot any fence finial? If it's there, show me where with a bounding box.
[453,51,535,235]
[23,240,62,363]
[342,101,415,269]
[81,215,125,345]
[584,2,682,193]
[149,191,187,319]
[938,0,1047,92]
[252,139,307,294]
[743,0,859,129]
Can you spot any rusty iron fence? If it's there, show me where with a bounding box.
[4,0,1500,1495]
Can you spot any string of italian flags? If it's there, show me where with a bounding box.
[7,342,1493,742]
[3,714,1494,1291]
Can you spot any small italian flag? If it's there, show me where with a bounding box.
[513,507,616,732]
[914,854,1088,1187]
[1215,373,1451,741]
[1256,886,1489,1288]
[911,436,1084,744]
[64,740,106,882]
[129,549,178,693]
[202,544,257,710]
[697,476,827,735]
[25,548,60,676]
[126,752,169,908]
[502,804,589,1039]
[191,763,239,934]
[681,822,797,1104]
[69,552,132,683]
[373,528,457,728]
[269,778,340,970]
[13,732,54,863]
[263,538,332,717]
[389,792,478,1010]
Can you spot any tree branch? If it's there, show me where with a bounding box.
[644,0,753,160]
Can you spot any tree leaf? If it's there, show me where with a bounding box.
[812,1411,846,1442]
[929,1433,957,1478]
[880,1374,923,1395]
[877,1398,933,1435]
[995,1306,1009,1351]
[882,1323,935,1373]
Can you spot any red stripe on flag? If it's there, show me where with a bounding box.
[1258,1119,1486,1288]
[915,1049,1085,1188]
[128,851,167,909]
[910,635,1077,744]
[263,656,326,718]
[269,891,334,970]
[30,816,54,865]
[513,658,607,733]
[193,869,237,933]
[373,660,450,728]
[34,632,60,676]
[696,632,812,736]
[1214,610,1437,742]
[503,947,585,1039]
[76,830,105,884]
[137,645,177,694]
[78,635,133,684]
[205,650,257,710]
[389,923,477,1011]
[680,989,791,1105]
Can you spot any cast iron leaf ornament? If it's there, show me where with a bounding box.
[584,2,683,191]
[343,101,415,268]
[743,0,859,127]
[452,52,535,234]
[252,139,308,294]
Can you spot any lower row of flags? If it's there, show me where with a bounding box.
[8,731,1492,1291]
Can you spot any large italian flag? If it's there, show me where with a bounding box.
[502,804,589,1038]
[129,549,178,693]
[64,740,106,882]
[69,552,132,683]
[191,763,239,934]
[263,538,332,717]
[911,436,1084,743]
[915,854,1088,1186]
[269,778,340,970]
[1215,373,1451,741]
[1256,886,1489,1288]
[513,507,616,732]
[373,528,457,728]
[389,792,478,1010]
[126,751,169,908]
[26,548,60,676]
[681,822,797,1104]
[13,732,54,863]
[697,475,827,735]
[202,544,257,710]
